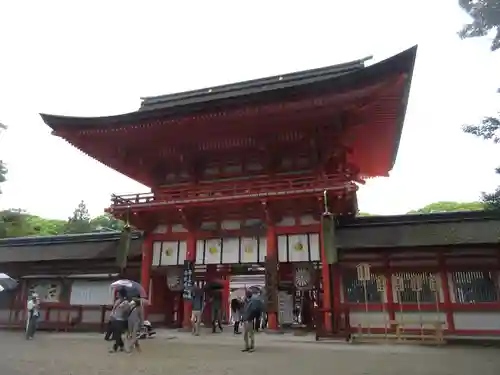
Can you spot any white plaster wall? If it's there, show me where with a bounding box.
[349,312,389,328]
[239,237,258,264]
[278,233,319,262]
[222,238,240,264]
[454,312,500,331]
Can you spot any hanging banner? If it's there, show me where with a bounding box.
[182,260,194,300]
[322,214,338,265]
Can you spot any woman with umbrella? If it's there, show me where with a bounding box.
[109,279,147,352]
[108,288,130,352]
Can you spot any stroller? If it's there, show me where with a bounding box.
[137,320,156,340]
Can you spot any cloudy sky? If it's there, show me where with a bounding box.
[0,0,499,219]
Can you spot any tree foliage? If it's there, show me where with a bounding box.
[64,200,93,234]
[407,201,485,214]
[0,161,7,194]
[458,0,500,51]
[0,209,66,238]
[459,1,500,209]
[90,213,125,231]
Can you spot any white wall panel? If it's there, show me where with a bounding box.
[278,235,288,262]
[70,280,113,306]
[222,238,240,264]
[159,241,186,266]
[288,234,310,262]
[277,233,319,263]
[152,241,162,266]
[240,237,259,264]
[258,237,267,263]
[309,234,320,261]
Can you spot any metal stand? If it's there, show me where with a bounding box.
[376,275,387,340]
[356,263,371,338]
[392,275,405,341]
[410,274,424,341]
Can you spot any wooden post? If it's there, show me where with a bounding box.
[140,233,154,319]
[320,214,333,332]
[266,223,279,330]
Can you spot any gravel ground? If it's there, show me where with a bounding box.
[2,330,500,375]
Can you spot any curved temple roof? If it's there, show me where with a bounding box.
[40,46,417,182]
[40,46,416,130]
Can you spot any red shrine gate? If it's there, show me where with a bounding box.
[41,46,418,334]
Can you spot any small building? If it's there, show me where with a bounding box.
[1,211,500,338]
[0,232,142,331]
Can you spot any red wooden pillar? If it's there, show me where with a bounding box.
[140,233,154,319]
[267,223,279,330]
[319,217,332,332]
[182,231,196,328]
[222,277,230,323]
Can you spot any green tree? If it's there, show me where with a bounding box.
[407,201,485,214]
[459,0,500,209]
[459,0,500,51]
[0,209,66,238]
[90,213,125,232]
[64,200,92,234]
[0,161,7,194]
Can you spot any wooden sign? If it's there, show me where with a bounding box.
[356,263,371,281]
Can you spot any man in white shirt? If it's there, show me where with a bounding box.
[26,293,40,340]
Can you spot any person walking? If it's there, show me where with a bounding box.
[191,287,204,336]
[231,298,242,334]
[108,289,130,353]
[241,290,263,352]
[25,293,40,340]
[126,298,144,353]
[210,291,223,333]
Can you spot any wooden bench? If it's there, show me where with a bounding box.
[350,320,445,345]
[392,319,445,343]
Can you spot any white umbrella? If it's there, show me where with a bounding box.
[0,273,17,292]
[110,279,147,298]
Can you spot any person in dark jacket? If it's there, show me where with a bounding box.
[210,291,223,333]
[108,289,130,353]
[231,298,242,334]
[191,287,204,336]
[241,290,263,352]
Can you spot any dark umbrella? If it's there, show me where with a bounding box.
[0,273,17,292]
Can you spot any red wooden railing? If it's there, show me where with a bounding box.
[110,174,357,209]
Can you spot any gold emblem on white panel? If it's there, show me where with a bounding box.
[294,242,304,251]
[165,247,173,257]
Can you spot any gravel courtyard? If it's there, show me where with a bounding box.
[2,330,500,375]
